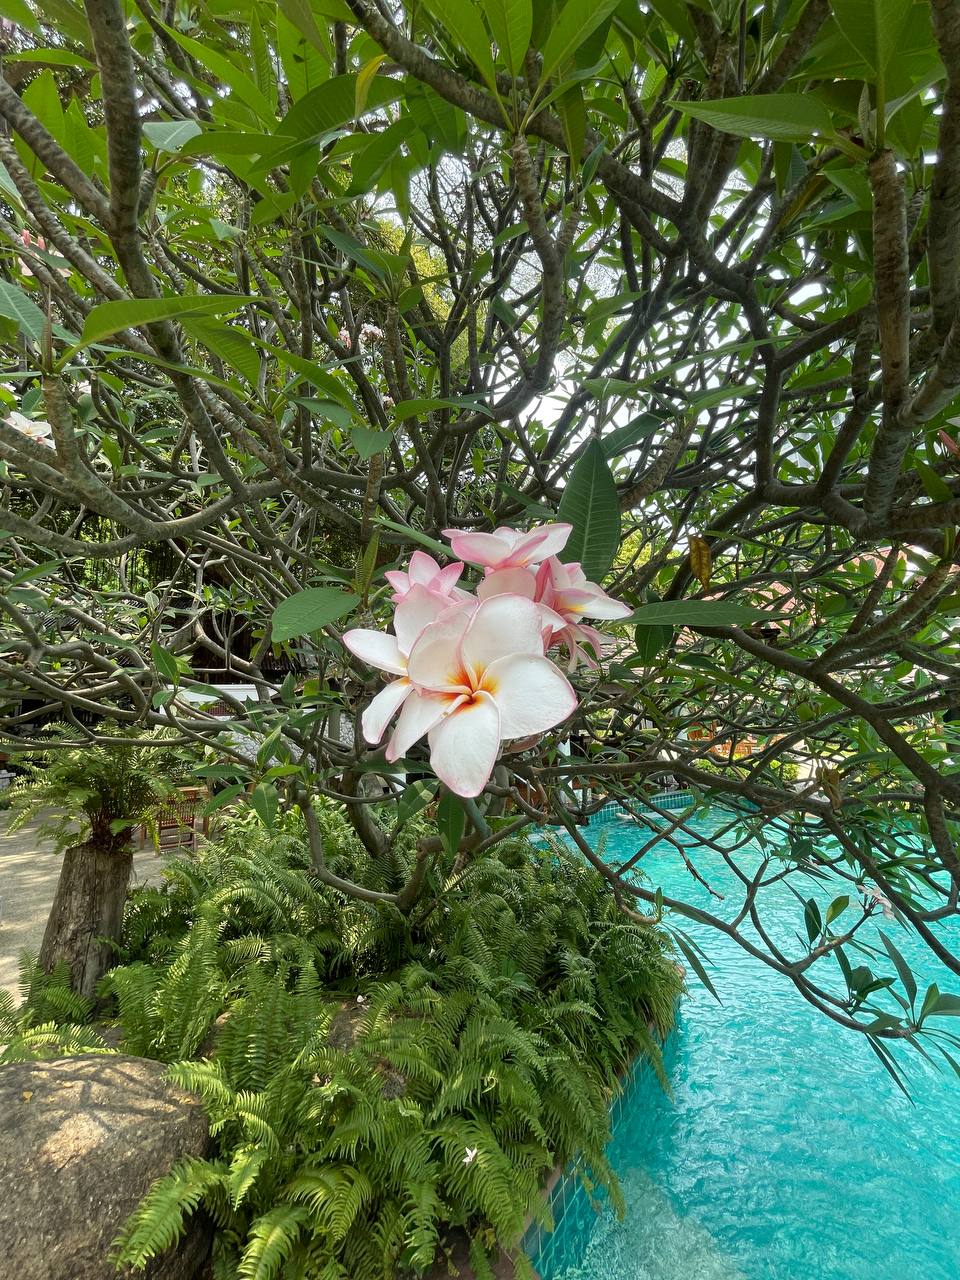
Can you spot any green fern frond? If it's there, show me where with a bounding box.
[113,1156,227,1267]
[237,1204,311,1280]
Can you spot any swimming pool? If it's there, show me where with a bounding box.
[529,808,960,1280]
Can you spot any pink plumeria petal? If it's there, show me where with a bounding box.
[435,560,465,592]
[460,595,546,677]
[407,609,473,693]
[442,529,513,567]
[385,689,460,761]
[362,677,412,745]
[343,629,406,675]
[582,595,632,620]
[408,549,441,585]
[427,691,501,797]
[484,653,577,738]
[517,523,572,562]
[476,567,538,601]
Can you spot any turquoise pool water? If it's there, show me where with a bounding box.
[532,810,960,1280]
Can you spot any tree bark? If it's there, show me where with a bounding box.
[37,841,133,999]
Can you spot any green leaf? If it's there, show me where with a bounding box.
[391,394,491,419]
[203,783,247,816]
[351,427,394,459]
[0,280,46,343]
[540,0,620,83]
[278,74,401,141]
[437,789,466,855]
[601,412,669,457]
[913,458,953,503]
[160,22,276,123]
[832,0,914,75]
[880,929,917,1010]
[556,438,621,580]
[319,226,388,282]
[271,587,359,642]
[76,295,252,350]
[142,120,203,153]
[183,317,261,386]
[250,10,277,111]
[482,0,532,74]
[425,0,499,95]
[397,778,438,826]
[393,396,493,420]
[671,928,721,1002]
[803,897,823,944]
[150,643,180,684]
[249,782,279,830]
[626,601,779,627]
[371,518,449,558]
[634,624,673,662]
[256,341,353,405]
[825,895,850,925]
[674,94,835,143]
[924,992,960,1018]
[558,84,587,163]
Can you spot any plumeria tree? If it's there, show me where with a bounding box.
[0,0,959,1074]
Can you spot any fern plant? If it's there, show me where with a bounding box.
[0,959,111,1063]
[103,803,682,1279]
[7,724,188,854]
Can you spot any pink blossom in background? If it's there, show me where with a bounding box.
[384,549,468,605]
[396,594,577,797]
[442,522,572,571]
[19,228,70,278]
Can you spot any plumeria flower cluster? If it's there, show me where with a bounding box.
[336,323,384,352]
[343,523,631,798]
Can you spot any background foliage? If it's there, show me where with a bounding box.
[0,0,958,1057]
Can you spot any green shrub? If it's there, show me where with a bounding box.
[43,803,684,1278]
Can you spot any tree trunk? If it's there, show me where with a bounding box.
[37,841,133,999]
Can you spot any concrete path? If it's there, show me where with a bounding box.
[0,815,170,1000]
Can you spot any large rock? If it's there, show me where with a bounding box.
[0,1054,213,1280]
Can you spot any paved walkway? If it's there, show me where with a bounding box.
[0,815,169,1000]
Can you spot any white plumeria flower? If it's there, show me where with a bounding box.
[5,410,54,448]
[463,1147,478,1166]
[342,585,468,752]
[356,994,366,1005]
[401,593,577,797]
[478,555,631,671]
[861,883,895,920]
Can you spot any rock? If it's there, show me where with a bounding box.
[0,1054,213,1280]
